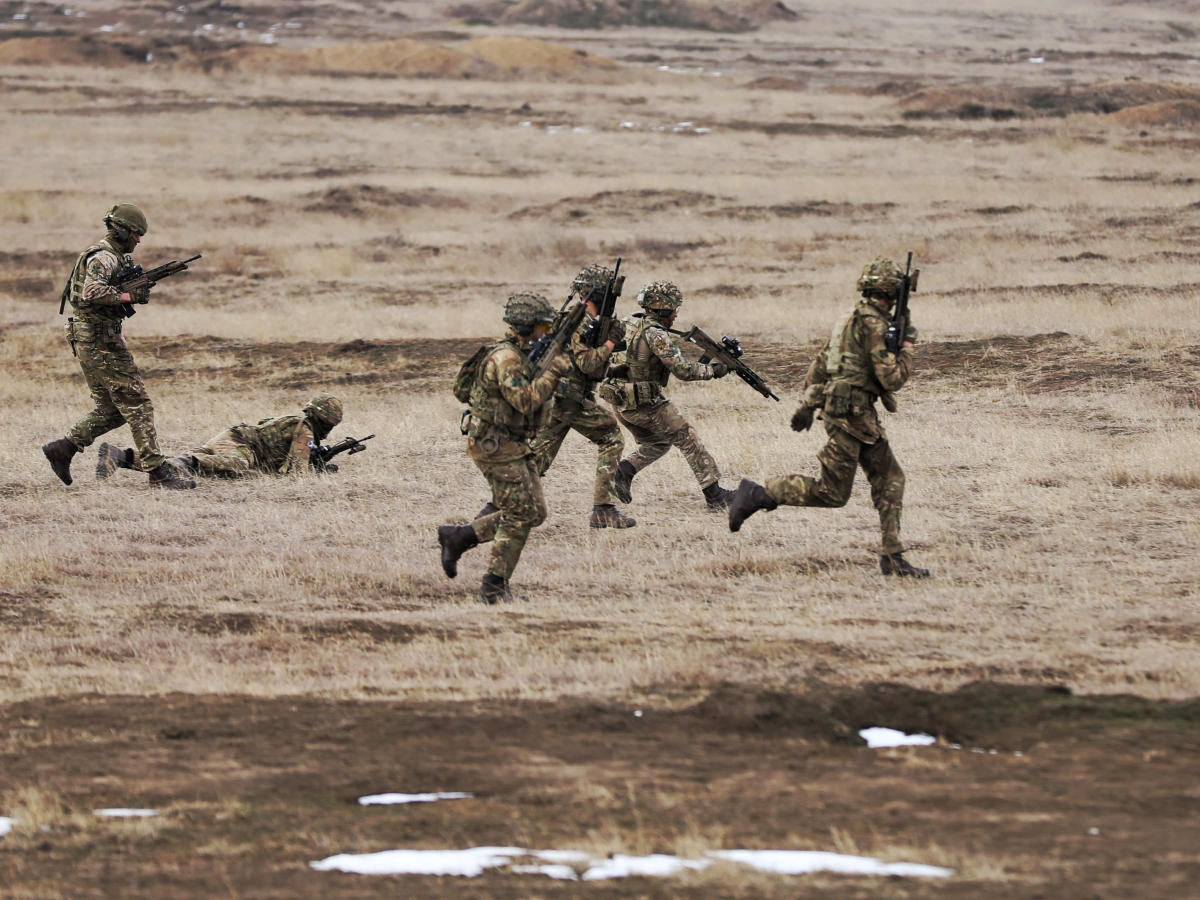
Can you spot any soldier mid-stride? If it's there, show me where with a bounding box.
[728,258,931,577]
[600,281,737,510]
[42,204,195,490]
[438,293,573,604]
[97,394,343,479]
[526,264,636,529]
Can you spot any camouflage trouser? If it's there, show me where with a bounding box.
[530,399,624,506]
[470,455,547,580]
[133,429,256,477]
[615,400,720,489]
[67,337,165,471]
[765,423,905,555]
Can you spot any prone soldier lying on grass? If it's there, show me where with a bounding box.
[96,394,352,478]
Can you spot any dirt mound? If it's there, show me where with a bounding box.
[510,188,722,221]
[1103,99,1200,127]
[216,38,486,78]
[732,0,803,25]
[458,35,616,75]
[452,0,757,32]
[744,75,808,90]
[901,81,1200,120]
[0,36,146,67]
[304,185,467,216]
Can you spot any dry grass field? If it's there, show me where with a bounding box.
[2,0,1200,896]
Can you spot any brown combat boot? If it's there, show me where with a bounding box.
[96,443,134,479]
[702,481,737,511]
[728,479,778,532]
[438,523,479,578]
[613,460,636,504]
[475,502,498,519]
[148,462,197,490]
[478,573,528,605]
[42,438,78,486]
[589,504,636,529]
[880,553,931,578]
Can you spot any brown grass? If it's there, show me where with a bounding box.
[1,0,1200,710]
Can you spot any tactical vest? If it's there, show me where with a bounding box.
[822,302,889,415]
[467,339,535,440]
[60,240,125,325]
[622,313,670,407]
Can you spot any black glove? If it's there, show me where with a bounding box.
[612,338,627,353]
[790,406,814,432]
[581,319,602,347]
[711,363,730,378]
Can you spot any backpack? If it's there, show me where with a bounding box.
[452,344,492,404]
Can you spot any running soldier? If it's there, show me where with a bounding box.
[527,264,635,529]
[96,394,344,479]
[42,204,195,490]
[600,281,737,510]
[728,257,931,577]
[438,293,572,604]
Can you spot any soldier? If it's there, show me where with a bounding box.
[600,281,737,510]
[41,203,195,490]
[96,394,343,479]
[526,264,635,529]
[727,257,931,577]
[438,293,573,604]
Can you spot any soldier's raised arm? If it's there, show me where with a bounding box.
[81,250,125,306]
[862,315,913,393]
[645,323,716,382]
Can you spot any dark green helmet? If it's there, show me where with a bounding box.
[503,292,555,326]
[856,257,903,297]
[637,280,683,311]
[104,203,149,236]
[303,393,343,431]
[572,264,613,299]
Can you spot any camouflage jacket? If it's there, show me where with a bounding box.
[556,313,625,406]
[614,312,714,407]
[466,331,566,463]
[230,415,314,474]
[805,297,912,444]
[64,237,130,327]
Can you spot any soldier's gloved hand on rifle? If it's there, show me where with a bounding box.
[611,338,627,353]
[710,362,730,378]
[903,324,918,347]
[790,406,815,432]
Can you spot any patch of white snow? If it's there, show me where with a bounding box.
[358,792,473,806]
[859,727,936,748]
[94,809,158,818]
[712,849,952,878]
[0,816,14,837]
[312,846,525,876]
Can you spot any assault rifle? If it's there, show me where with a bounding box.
[674,326,780,402]
[113,253,202,318]
[309,433,374,473]
[884,251,919,354]
[529,299,587,378]
[582,257,624,348]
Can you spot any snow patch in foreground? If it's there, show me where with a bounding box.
[310,847,953,880]
[0,817,13,837]
[859,727,937,748]
[94,809,159,818]
[358,792,474,806]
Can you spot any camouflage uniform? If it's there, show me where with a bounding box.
[466,328,566,580]
[62,236,166,471]
[764,292,912,554]
[101,395,343,479]
[530,310,626,505]
[603,308,722,489]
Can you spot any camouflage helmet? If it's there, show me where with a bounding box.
[637,280,683,311]
[856,257,903,297]
[503,291,556,326]
[103,203,149,236]
[572,264,613,300]
[302,393,343,430]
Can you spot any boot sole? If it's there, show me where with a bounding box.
[589,518,637,529]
